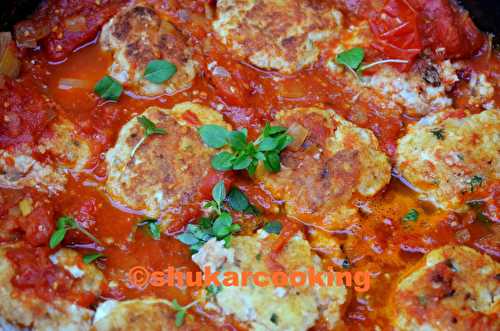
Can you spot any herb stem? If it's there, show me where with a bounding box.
[75,225,102,245]
[359,59,409,71]
[130,136,146,158]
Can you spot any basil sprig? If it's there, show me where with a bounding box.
[198,123,293,176]
[49,216,101,249]
[130,115,166,157]
[176,181,242,252]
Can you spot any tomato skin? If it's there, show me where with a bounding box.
[409,0,484,60]
[369,0,422,71]
[369,0,484,68]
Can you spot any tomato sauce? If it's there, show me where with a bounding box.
[1,0,498,330]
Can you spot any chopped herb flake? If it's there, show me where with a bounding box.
[402,209,419,222]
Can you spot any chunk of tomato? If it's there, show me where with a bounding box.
[369,0,422,71]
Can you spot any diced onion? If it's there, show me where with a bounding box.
[0,32,21,78]
[287,123,309,151]
[64,16,87,33]
[14,21,50,48]
[58,78,91,90]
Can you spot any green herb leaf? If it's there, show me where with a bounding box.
[198,125,229,148]
[83,253,104,264]
[57,215,77,229]
[176,232,199,246]
[232,154,252,170]
[148,222,161,240]
[137,116,166,137]
[270,313,279,325]
[336,48,365,70]
[213,212,233,238]
[227,188,250,211]
[138,219,161,240]
[402,209,419,222]
[50,216,101,248]
[258,137,279,152]
[263,152,281,172]
[263,221,282,234]
[430,128,445,140]
[468,175,484,192]
[227,131,247,151]
[175,310,186,327]
[206,284,221,296]
[49,228,67,249]
[144,60,177,84]
[212,180,226,204]
[211,152,235,170]
[94,76,123,101]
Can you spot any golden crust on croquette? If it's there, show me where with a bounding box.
[105,102,231,222]
[100,5,199,96]
[391,245,499,331]
[255,107,391,230]
[213,0,343,74]
[396,108,500,211]
[93,298,209,331]
[192,231,348,330]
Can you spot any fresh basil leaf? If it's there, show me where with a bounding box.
[211,152,234,170]
[402,209,419,222]
[275,134,293,151]
[336,48,365,70]
[232,154,252,170]
[83,253,104,264]
[175,310,186,327]
[223,235,232,248]
[247,159,258,177]
[57,216,76,229]
[198,125,229,148]
[190,242,204,253]
[148,222,161,240]
[263,221,282,234]
[198,218,213,230]
[264,152,281,172]
[212,180,226,204]
[94,75,123,101]
[267,125,287,136]
[228,131,247,151]
[49,228,67,248]
[144,60,177,84]
[203,201,217,210]
[213,212,232,238]
[227,188,249,211]
[176,232,199,246]
[258,137,278,152]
